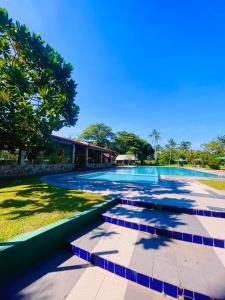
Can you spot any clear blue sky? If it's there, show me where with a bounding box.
[2,0,225,148]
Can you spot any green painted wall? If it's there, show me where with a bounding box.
[0,198,118,282]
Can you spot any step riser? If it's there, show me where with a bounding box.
[70,244,211,300]
[119,198,225,218]
[102,215,225,248]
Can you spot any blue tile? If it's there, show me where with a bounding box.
[125,268,137,282]
[103,215,111,223]
[203,237,213,246]
[150,278,163,293]
[194,292,210,300]
[118,219,125,227]
[173,231,183,240]
[115,264,126,277]
[193,235,203,244]
[187,208,194,215]
[107,260,115,273]
[197,210,204,216]
[131,222,139,230]
[183,233,193,242]
[203,210,211,217]
[90,253,95,264]
[137,273,149,288]
[79,249,88,261]
[155,228,163,235]
[140,224,147,232]
[125,221,132,228]
[147,226,155,234]
[72,245,80,256]
[212,211,220,218]
[184,289,193,298]
[220,212,225,218]
[163,229,173,238]
[178,287,184,296]
[164,282,178,298]
[94,256,105,268]
[112,218,118,225]
[87,252,91,262]
[214,239,224,248]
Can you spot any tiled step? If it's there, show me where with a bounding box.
[120,197,225,218]
[65,257,171,300]
[68,221,225,299]
[102,204,225,248]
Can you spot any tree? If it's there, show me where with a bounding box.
[0,7,79,157]
[112,131,154,162]
[218,135,225,150]
[79,123,115,148]
[165,138,177,164]
[149,129,160,163]
[203,140,223,154]
[179,141,192,152]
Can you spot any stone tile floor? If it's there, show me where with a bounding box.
[69,222,225,299]
[103,203,225,239]
[2,172,225,299]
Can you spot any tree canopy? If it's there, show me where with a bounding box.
[112,131,154,162]
[0,7,79,152]
[79,123,115,148]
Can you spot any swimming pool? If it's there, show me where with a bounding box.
[79,166,222,184]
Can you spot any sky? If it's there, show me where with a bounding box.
[1,0,225,149]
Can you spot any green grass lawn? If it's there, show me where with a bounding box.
[0,177,107,242]
[198,179,225,190]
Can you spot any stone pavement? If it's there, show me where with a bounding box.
[69,221,225,299]
[2,172,225,299]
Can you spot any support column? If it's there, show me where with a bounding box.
[100,150,103,165]
[72,144,75,164]
[18,149,26,165]
[85,147,89,168]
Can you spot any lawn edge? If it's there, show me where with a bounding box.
[0,197,118,282]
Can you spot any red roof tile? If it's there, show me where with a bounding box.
[51,135,116,153]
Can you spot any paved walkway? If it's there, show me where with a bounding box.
[2,172,225,299]
[43,172,225,212]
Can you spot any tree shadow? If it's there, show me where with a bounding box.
[0,181,107,222]
[107,203,190,230]
[0,249,92,299]
[135,235,171,249]
[90,230,118,239]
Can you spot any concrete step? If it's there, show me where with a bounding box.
[120,196,225,219]
[68,221,225,299]
[65,257,171,300]
[102,204,225,248]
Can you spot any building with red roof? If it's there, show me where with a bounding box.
[51,135,116,169]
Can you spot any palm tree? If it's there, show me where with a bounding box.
[166,138,177,164]
[179,141,191,152]
[149,129,160,163]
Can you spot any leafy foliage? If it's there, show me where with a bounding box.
[112,131,154,162]
[156,135,225,169]
[0,7,79,152]
[178,141,192,152]
[79,123,115,147]
[149,129,161,162]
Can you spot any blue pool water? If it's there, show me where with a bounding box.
[79,166,221,184]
